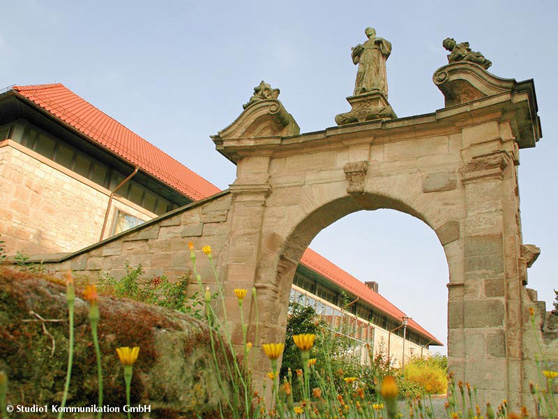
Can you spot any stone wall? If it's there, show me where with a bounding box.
[0,140,156,255]
[39,191,232,291]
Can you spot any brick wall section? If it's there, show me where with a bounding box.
[0,141,156,255]
[40,191,232,288]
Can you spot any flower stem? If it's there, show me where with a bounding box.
[58,300,74,419]
[124,365,133,419]
[90,319,103,418]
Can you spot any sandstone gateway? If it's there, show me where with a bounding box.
[38,31,551,409]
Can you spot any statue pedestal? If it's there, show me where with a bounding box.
[335,92,396,126]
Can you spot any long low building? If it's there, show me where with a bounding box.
[0,83,442,366]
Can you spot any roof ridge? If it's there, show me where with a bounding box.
[12,83,221,200]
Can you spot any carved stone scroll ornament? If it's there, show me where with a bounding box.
[243,81,280,109]
[344,161,368,193]
[212,82,300,163]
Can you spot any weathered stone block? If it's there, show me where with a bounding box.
[464,299,505,328]
[136,226,160,240]
[486,330,506,357]
[159,226,182,239]
[181,224,203,237]
[85,257,104,271]
[464,330,485,357]
[485,278,505,297]
[436,220,460,245]
[70,256,87,271]
[159,216,181,227]
[201,210,228,223]
[201,194,232,212]
[462,121,500,148]
[422,171,457,193]
[172,252,188,268]
[122,240,149,253]
[448,300,464,328]
[384,135,448,161]
[464,235,504,276]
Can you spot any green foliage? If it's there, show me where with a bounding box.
[97,262,204,319]
[553,289,558,315]
[0,236,7,265]
[280,301,321,398]
[14,251,45,274]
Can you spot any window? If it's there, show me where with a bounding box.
[0,123,11,140]
[54,143,76,169]
[112,210,144,235]
[316,285,337,305]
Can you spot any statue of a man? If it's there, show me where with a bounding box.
[352,27,392,97]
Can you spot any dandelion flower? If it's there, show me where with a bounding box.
[380,375,398,400]
[307,358,317,367]
[294,406,304,415]
[293,334,315,351]
[543,370,558,379]
[83,284,98,303]
[202,245,212,255]
[246,342,253,353]
[116,347,140,366]
[234,288,247,302]
[344,377,358,384]
[262,343,284,360]
[267,372,275,380]
[312,387,322,399]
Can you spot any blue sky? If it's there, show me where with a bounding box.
[3,0,557,354]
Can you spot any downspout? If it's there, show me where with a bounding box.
[99,167,139,241]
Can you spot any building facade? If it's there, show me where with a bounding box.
[0,83,441,365]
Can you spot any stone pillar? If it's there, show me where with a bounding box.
[460,150,524,407]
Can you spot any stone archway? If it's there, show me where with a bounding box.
[212,62,542,408]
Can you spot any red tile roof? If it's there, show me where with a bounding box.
[301,248,443,345]
[12,84,220,201]
[11,83,441,345]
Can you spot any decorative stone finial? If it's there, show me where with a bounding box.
[335,27,396,126]
[442,38,492,69]
[243,81,280,109]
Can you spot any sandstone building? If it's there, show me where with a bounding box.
[0,83,441,366]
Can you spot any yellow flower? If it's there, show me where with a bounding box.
[202,245,212,255]
[234,289,247,302]
[116,346,140,366]
[380,375,398,400]
[307,358,317,367]
[262,343,284,360]
[267,372,275,380]
[344,377,358,384]
[294,406,304,415]
[188,242,194,250]
[246,342,253,353]
[543,370,558,379]
[373,403,384,410]
[293,334,316,351]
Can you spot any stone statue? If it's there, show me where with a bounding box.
[243,81,280,109]
[442,38,492,69]
[352,27,392,97]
